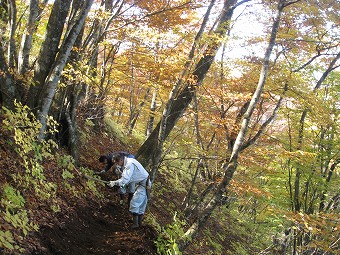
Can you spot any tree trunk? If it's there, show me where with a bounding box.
[136,0,227,171]
[59,43,84,164]
[0,40,15,109]
[58,0,89,164]
[18,0,48,75]
[75,0,124,126]
[0,1,16,108]
[293,51,340,213]
[178,0,286,250]
[182,160,201,209]
[27,0,72,109]
[65,111,78,162]
[319,158,340,212]
[37,0,94,141]
[146,0,221,181]
[128,88,150,135]
[146,87,158,137]
[7,0,17,69]
[184,180,216,218]
[182,92,203,209]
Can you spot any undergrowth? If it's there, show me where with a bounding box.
[0,102,104,254]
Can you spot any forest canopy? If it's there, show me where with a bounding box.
[0,0,339,254]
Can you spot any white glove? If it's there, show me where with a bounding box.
[108,180,119,187]
[114,168,122,176]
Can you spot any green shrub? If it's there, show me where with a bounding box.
[155,212,185,255]
[1,102,58,253]
[0,185,38,253]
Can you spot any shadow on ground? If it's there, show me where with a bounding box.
[34,192,158,255]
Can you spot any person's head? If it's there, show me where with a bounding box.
[99,155,108,164]
[112,153,124,167]
[99,155,109,169]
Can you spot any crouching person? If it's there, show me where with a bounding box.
[107,153,151,228]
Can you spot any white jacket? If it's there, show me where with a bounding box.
[115,157,149,187]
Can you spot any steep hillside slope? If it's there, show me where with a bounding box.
[1,119,249,255]
[0,122,158,254]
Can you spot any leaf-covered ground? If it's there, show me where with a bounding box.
[0,123,159,255]
[34,190,158,255]
[31,131,159,255]
[0,121,236,255]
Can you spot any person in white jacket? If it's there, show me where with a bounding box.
[107,153,151,228]
[97,151,135,205]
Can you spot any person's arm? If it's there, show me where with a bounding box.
[97,163,112,174]
[104,161,113,172]
[108,161,134,187]
[97,154,113,174]
[116,163,133,186]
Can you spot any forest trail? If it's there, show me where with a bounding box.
[34,190,157,255]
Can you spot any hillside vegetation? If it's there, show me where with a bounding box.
[1,104,338,254]
[0,108,257,255]
[1,0,339,254]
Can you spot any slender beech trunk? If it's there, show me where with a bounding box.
[136,0,223,176]
[292,50,340,213]
[183,91,215,209]
[128,89,151,134]
[0,40,15,109]
[183,160,201,209]
[146,88,158,137]
[291,50,340,253]
[182,92,204,208]
[319,158,340,212]
[149,0,223,182]
[0,2,15,109]
[18,0,48,75]
[7,0,16,69]
[178,0,286,250]
[61,0,87,164]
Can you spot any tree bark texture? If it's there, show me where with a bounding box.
[59,40,85,165]
[28,0,72,109]
[7,0,17,69]
[0,40,15,109]
[18,0,47,75]
[37,0,94,141]
[0,1,15,108]
[146,88,158,137]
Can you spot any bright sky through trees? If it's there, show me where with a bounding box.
[224,2,266,58]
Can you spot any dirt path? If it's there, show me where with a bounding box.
[35,191,158,255]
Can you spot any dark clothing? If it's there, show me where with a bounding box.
[103,152,135,172]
